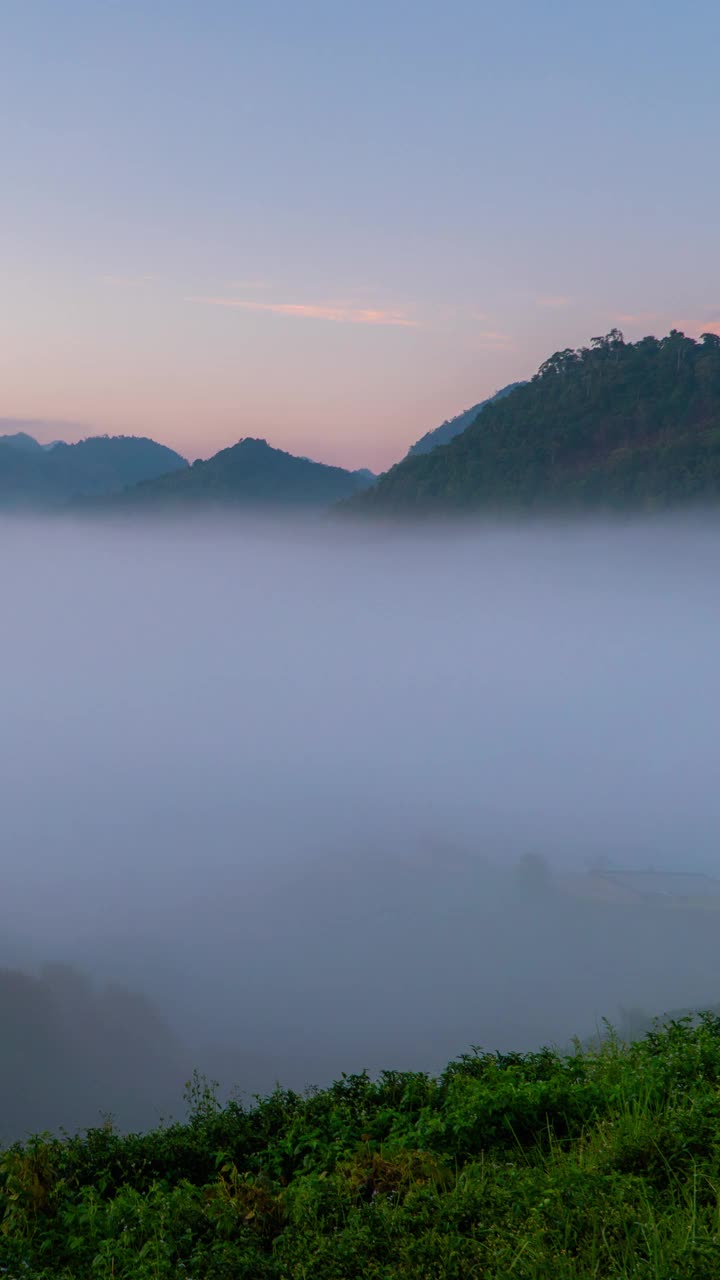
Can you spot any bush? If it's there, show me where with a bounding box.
[4,1019,720,1277]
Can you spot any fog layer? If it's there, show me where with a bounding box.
[2,515,720,1134]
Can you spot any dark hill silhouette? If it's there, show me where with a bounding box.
[0,433,188,508]
[103,437,375,509]
[346,330,720,513]
[0,964,184,1140]
[0,430,45,453]
[406,383,525,457]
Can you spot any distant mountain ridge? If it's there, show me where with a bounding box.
[406,383,525,457]
[0,433,188,508]
[345,330,720,513]
[100,437,376,510]
[0,431,48,453]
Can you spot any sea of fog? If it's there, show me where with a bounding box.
[2,513,720,1132]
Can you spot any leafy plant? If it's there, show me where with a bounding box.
[5,1018,720,1276]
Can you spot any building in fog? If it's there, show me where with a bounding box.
[559,868,720,908]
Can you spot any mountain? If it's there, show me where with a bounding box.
[0,418,103,451]
[346,330,720,513]
[101,437,376,509]
[0,430,44,452]
[406,383,525,457]
[0,434,188,508]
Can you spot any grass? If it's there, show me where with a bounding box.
[4,1016,720,1277]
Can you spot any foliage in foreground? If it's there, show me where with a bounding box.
[4,1018,720,1277]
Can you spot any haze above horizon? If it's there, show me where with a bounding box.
[2,0,719,471]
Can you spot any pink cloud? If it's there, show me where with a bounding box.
[189,296,418,327]
[472,330,514,350]
[615,311,661,326]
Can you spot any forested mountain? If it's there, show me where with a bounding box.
[103,437,375,509]
[0,430,51,453]
[406,382,524,457]
[347,330,720,513]
[0,964,183,1140]
[0,433,187,508]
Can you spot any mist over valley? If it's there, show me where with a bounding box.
[3,514,720,1139]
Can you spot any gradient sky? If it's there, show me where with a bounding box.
[1,0,719,471]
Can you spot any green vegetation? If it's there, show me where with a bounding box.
[350,329,720,512]
[0,434,187,508]
[406,382,524,458]
[5,1018,720,1277]
[104,437,375,509]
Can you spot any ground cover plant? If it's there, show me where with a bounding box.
[4,1016,720,1278]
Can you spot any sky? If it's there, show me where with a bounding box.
[1,0,719,471]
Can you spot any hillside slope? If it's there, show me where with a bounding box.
[0,434,187,508]
[406,382,524,457]
[105,437,375,509]
[3,1017,720,1277]
[0,430,45,453]
[348,330,720,513]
